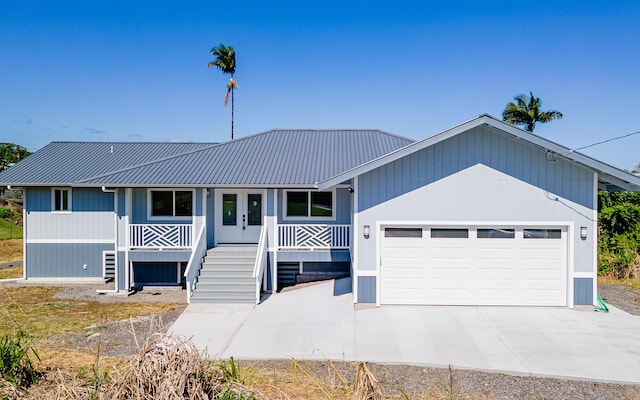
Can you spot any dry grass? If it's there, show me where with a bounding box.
[598,276,640,291]
[0,286,181,338]
[0,239,22,262]
[0,266,22,279]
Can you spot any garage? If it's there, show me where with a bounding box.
[380,225,568,306]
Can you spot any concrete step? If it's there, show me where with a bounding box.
[203,257,256,265]
[195,283,255,292]
[206,247,257,257]
[190,296,256,304]
[198,269,253,278]
[196,276,254,285]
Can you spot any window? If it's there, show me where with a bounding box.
[285,190,334,219]
[52,188,71,212]
[477,228,515,239]
[149,190,193,218]
[431,228,468,238]
[524,229,561,239]
[385,228,422,238]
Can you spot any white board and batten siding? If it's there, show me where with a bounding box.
[354,125,597,306]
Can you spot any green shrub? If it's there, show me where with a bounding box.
[0,332,40,388]
[598,191,640,278]
[0,209,12,219]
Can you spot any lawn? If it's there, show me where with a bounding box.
[0,218,22,240]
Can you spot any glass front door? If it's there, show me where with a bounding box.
[215,190,263,243]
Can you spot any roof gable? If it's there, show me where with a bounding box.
[318,115,640,192]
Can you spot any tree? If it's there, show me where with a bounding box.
[208,44,238,140]
[0,143,30,171]
[632,162,640,175]
[502,92,563,132]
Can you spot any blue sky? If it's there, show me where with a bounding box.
[1,1,639,169]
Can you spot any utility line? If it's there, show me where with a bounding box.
[564,129,640,155]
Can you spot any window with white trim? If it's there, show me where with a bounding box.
[52,188,71,212]
[285,190,334,219]
[149,190,193,218]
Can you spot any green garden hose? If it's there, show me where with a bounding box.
[595,295,609,313]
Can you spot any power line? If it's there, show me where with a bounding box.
[564,129,640,155]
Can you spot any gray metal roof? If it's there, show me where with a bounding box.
[319,115,640,192]
[0,142,217,186]
[0,130,414,186]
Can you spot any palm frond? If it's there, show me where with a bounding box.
[502,91,562,132]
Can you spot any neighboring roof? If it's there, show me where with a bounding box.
[318,115,640,192]
[0,130,414,187]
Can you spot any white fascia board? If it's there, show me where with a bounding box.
[318,114,640,191]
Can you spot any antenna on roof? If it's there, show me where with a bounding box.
[110,145,114,154]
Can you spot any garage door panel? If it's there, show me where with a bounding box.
[381,225,568,306]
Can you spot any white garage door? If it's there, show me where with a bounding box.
[380,226,567,306]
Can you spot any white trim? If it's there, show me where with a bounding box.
[357,269,376,276]
[26,239,116,244]
[272,189,278,292]
[352,176,359,303]
[375,220,574,308]
[282,189,336,222]
[125,188,132,289]
[51,187,72,213]
[318,115,640,191]
[593,171,599,305]
[22,200,27,280]
[573,271,597,278]
[25,277,107,283]
[146,188,195,221]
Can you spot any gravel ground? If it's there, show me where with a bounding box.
[2,280,640,399]
[599,283,640,315]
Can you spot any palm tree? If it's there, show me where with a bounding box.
[208,44,237,140]
[502,92,563,132]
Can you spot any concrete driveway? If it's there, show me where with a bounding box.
[170,278,640,383]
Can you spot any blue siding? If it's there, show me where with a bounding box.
[357,276,376,303]
[26,243,114,278]
[132,262,181,286]
[128,251,191,262]
[302,262,350,273]
[278,250,351,262]
[277,188,352,224]
[574,278,594,305]
[359,127,594,212]
[26,187,113,212]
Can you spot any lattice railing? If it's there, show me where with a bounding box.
[278,224,350,249]
[130,224,192,249]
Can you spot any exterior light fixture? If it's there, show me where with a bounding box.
[580,226,587,240]
[363,225,370,237]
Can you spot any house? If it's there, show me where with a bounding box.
[1,115,639,307]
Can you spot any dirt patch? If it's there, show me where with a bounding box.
[599,282,640,315]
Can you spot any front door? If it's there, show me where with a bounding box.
[215,190,263,244]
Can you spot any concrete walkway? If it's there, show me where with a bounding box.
[170,278,640,383]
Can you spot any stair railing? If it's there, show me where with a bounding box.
[184,224,206,304]
[252,222,268,304]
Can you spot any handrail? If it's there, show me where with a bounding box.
[252,223,268,304]
[184,224,206,303]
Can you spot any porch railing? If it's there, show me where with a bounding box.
[129,224,192,249]
[184,224,206,303]
[253,223,268,304]
[277,224,350,250]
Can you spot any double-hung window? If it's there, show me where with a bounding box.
[149,190,193,218]
[285,190,334,219]
[52,188,71,212]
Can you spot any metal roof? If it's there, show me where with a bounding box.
[0,130,414,187]
[318,115,640,192]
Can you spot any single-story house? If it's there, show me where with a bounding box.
[1,115,639,307]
